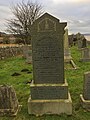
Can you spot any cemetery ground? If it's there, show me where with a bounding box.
[0,46,90,120]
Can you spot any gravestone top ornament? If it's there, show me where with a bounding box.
[28,12,72,116]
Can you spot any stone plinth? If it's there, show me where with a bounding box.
[28,92,72,116]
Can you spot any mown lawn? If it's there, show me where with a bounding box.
[0,46,90,120]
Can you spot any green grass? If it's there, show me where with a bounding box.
[0,46,90,120]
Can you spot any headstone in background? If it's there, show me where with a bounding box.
[22,45,32,64]
[28,13,72,116]
[64,29,72,62]
[64,29,77,69]
[80,72,90,111]
[77,33,83,49]
[68,34,74,47]
[80,48,90,62]
[82,38,87,48]
[77,33,87,49]
[0,85,20,116]
[78,40,83,49]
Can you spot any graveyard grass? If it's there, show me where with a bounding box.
[0,46,90,120]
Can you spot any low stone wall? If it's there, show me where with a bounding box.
[0,45,25,60]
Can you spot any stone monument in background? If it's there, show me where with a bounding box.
[22,45,32,64]
[64,29,72,62]
[77,33,87,49]
[28,13,72,115]
[0,85,20,116]
[80,48,90,62]
[80,72,90,111]
[64,29,77,69]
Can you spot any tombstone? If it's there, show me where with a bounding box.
[0,85,20,116]
[80,48,90,62]
[64,29,72,62]
[80,72,90,111]
[77,33,82,48]
[68,35,74,46]
[22,45,32,64]
[77,33,87,49]
[78,40,83,49]
[28,13,72,115]
[82,38,87,48]
[64,29,77,69]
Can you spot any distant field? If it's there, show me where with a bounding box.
[85,35,90,41]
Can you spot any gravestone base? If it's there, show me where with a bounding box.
[80,94,90,111]
[30,82,68,100]
[28,92,72,116]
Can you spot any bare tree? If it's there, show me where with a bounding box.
[7,1,43,44]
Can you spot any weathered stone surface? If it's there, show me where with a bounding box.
[28,13,72,115]
[31,13,66,84]
[22,45,32,63]
[83,72,90,100]
[80,48,90,62]
[77,33,87,49]
[78,40,83,49]
[64,29,72,62]
[80,94,90,111]
[82,38,87,48]
[30,83,68,100]
[28,92,72,115]
[0,85,19,116]
[80,72,90,111]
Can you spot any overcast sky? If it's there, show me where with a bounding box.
[0,0,90,34]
